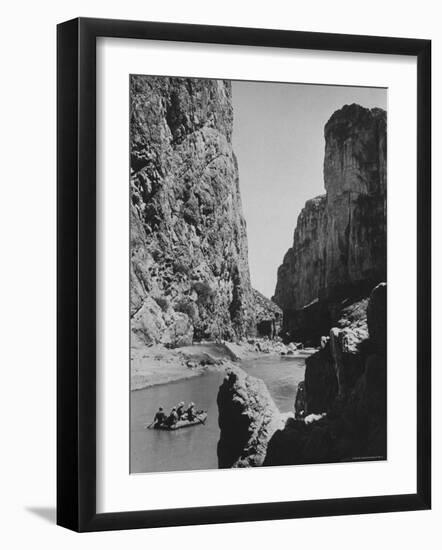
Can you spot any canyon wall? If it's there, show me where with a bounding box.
[130,75,257,347]
[273,104,387,341]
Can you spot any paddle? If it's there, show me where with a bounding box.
[195,412,207,426]
[145,420,155,429]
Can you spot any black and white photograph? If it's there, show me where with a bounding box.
[129,75,387,474]
[0,0,435,543]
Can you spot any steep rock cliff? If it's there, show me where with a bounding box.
[274,104,386,341]
[130,76,255,347]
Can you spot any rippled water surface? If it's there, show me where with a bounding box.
[130,356,306,474]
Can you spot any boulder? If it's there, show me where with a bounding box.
[217,366,286,468]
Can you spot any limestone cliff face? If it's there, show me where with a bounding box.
[274,104,386,340]
[130,76,255,347]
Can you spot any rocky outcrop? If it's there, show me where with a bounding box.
[252,289,282,338]
[216,283,387,468]
[130,76,256,347]
[274,104,386,341]
[264,282,387,466]
[217,366,288,468]
[303,298,369,413]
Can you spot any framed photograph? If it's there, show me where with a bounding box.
[57,17,431,532]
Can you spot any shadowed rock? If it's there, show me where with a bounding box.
[294,380,306,419]
[217,284,387,468]
[264,283,387,466]
[304,349,337,414]
[367,282,387,355]
[217,366,288,468]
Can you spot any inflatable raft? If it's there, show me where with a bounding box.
[150,412,207,431]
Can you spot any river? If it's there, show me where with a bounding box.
[130,355,306,474]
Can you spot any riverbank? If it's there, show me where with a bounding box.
[131,341,250,390]
[131,340,317,390]
[131,343,223,390]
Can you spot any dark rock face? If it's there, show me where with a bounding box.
[264,283,387,466]
[367,282,387,355]
[130,76,256,347]
[304,350,338,414]
[294,380,306,419]
[217,366,285,468]
[274,104,386,341]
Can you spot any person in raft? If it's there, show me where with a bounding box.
[176,401,185,420]
[153,407,166,427]
[186,402,196,421]
[166,407,178,427]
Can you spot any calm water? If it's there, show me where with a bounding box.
[130,356,306,474]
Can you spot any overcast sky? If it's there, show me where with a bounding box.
[232,81,387,299]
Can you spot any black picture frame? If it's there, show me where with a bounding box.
[57,17,431,532]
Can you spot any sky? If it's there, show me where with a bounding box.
[231,81,387,299]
